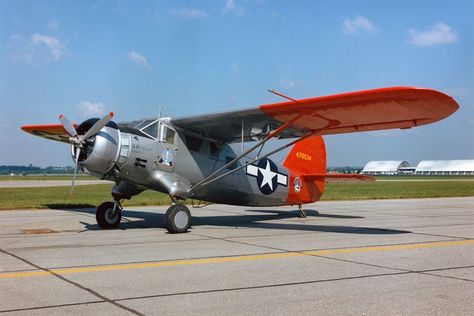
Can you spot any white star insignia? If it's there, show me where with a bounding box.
[258,160,277,190]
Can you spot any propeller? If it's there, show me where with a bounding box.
[59,112,114,193]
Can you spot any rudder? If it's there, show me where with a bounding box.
[283,135,326,204]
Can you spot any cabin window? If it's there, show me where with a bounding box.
[185,135,202,152]
[142,122,158,139]
[209,142,219,157]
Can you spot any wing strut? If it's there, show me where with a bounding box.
[188,113,304,194]
[188,121,334,195]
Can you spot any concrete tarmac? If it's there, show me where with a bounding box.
[0,197,473,315]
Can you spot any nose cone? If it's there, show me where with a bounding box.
[79,126,120,177]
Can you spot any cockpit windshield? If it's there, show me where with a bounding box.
[117,118,159,139]
[128,119,155,129]
[141,121,159,138]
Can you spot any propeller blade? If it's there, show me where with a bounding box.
[59,114,78,137]
[70,146,81,194]
[81,112,114,140]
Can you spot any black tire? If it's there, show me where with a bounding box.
[96,202,122,229]
[165,204,191,233]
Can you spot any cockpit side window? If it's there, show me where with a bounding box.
[184,135,202,152]
[166,128,175,144]
[159,124,176,145]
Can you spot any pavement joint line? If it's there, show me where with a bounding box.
[0,247,145,316]
[419,271,474,283]
[0,300,104,314]
[194,232,471,277]
[1,237,459,274]
[0,250,285,274]
[2,237,213,252]
[110,271,411,303]
[309,254,474,284]
[316,253,474,284]
[8,270,437,313]
[194,232,412,274]
[402,222,474,230]
[1,239,473,280]
[411,232,471,240]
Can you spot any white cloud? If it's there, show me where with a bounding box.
[231,64,240,72]
[223,0,245,17]
[409,22,458,47]
[77,101,106,118]
[342,16,378,34]
[29,33,67,61]
[10,34,22,41]
[278,79,304,89]
[171,8,209,18]
[47,20,59,32]
[127,51,150,68]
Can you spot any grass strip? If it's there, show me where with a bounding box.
[0,180,473,210]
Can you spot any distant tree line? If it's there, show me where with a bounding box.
[327,166,363,174]
[0,165,76,175]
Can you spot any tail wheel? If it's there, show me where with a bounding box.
[96,201,122,229]
[165,204,191,233]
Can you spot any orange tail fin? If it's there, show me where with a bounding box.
[283,135,326,204]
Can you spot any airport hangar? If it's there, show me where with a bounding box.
[361,160,474,175]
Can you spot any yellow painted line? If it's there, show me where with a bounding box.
[304,239,474,256]
[1,239,473,279]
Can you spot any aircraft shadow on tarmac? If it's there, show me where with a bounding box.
[50,206,411,235]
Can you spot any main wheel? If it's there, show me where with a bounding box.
[165,204,191,233]
[96,202,122,229]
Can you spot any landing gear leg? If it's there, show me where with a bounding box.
[298,205,307,218]
[165,204,191,234]
[96,201,122,229]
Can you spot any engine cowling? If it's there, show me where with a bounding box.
[71,118,120,178]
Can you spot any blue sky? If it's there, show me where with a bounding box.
[1,0,473,167]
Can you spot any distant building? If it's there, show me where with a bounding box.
[361,161,412,175]
[415,160,474,175]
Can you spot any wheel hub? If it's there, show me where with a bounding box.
[105,208,119,224]
[174,210,189,229]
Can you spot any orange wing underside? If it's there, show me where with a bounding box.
[260,87,459,134]
[21,124,75,143]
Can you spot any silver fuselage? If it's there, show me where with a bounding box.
[78,118,291,207]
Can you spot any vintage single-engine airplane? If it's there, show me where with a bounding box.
[21,87,459,233]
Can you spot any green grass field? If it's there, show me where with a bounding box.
[0,175,94,181]
[0,177,473,210]
[322,180,474,200]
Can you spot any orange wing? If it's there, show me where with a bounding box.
[23,87,459,144]
[173,87,459,142]
[260,86,459,134]
[21,124,76,143]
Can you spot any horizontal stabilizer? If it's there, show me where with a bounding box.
[302,174,376,182]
